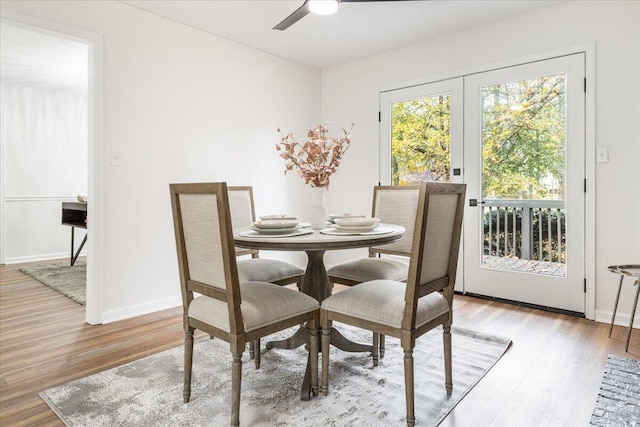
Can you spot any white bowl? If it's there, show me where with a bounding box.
[259,214,298,221]
[334,217,380,227]
[329,213,366,220]
[252,220,299,229]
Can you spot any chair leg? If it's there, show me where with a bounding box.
[443,325,453,395]
[404,349,415,427]
[231,351,242,427]
[254,339,261,369]
[183,329,194,403]
[372,332,379,367]
[380,334,386,359]
[321,319,331,396]
[308,322,319,396]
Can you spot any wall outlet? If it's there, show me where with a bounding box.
[596,147,609,163]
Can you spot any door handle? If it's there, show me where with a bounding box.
[469,199,486,207]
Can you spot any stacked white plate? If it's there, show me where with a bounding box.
[329,213,366,221]
[259,214,298,221]
[332,217,381,233]
[251,219,300,235]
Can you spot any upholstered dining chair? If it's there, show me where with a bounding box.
[170,182,320,427]
[327,185,420,362]
[228,186,306,363]
[320,182,466,427]
[228,186,305,286]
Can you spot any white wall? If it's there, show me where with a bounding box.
[1,1,321,322]
[322,1,640,321]
[1,84,88,263]
[320,1,640,323]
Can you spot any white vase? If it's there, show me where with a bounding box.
[309,186,329,230]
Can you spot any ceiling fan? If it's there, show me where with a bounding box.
[274,0,406,31]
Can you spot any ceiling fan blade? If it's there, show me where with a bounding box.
[339,0,418,2]
[273,2,310,31]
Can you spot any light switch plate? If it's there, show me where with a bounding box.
[596,147,608,163]
[110,151,123,166]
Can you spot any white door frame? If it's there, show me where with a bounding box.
[378,44,596,319]
[1,9,105,325]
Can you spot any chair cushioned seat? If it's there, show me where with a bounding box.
[327,258,409,283]
[237,258,304,283]
[321,280,448,328]
[189,281,318,333]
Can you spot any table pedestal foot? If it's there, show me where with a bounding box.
[265,325,307,350]
[329,328,372,353]
[300,357,313,401]
[298,327,372,399]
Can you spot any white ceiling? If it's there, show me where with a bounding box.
[0,1,566,94]
[0,23,88,94]
[121,0,567,69]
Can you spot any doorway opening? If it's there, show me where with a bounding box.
[0,12,103,324]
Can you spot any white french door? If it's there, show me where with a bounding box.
[464,54,585,313]
[380,54,586,313]
[379,78,464,291]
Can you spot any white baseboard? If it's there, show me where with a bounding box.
[595,308,640,329]
[100,295,182,324]
[4,252,83,264]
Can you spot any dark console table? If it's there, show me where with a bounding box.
[61,202,87,266]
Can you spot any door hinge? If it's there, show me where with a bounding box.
[584,77,587,93]
[584,178,587,193]
[584,278,587,293]
[378,111,381,122]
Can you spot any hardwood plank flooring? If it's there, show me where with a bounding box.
[1,261,638,426]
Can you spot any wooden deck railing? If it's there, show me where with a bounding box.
[483,199,566,263]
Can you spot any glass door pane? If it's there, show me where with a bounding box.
[391,95,451,184]
[379,78,463,187]
[480,74,567,277]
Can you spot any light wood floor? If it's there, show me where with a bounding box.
[1,261,638,427]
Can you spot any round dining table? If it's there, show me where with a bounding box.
[234,223,405,399]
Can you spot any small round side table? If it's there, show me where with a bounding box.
[608,264,640,352]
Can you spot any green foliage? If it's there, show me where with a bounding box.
[391,95,451,185]
[482,75,566,199]
[390,75,567,200]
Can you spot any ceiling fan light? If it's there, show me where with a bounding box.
[308,0,339,15]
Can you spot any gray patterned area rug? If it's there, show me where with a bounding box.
[20,261,86,305]
[40,325,511,426]
[590,354,640,426]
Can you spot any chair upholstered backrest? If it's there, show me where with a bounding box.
[228,186,258,257]
[228,186,255,229]
[402,182,466,330]
[369,185,421,256]
[170,182,243,333]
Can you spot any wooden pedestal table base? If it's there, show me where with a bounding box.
[234,226,405,401]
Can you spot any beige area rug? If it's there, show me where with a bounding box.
[40,325,511,426]
[20,261,86,305]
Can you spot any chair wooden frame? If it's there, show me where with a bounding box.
[328,185,421,286]
[228,185,304,286]
[328,185,421,361]
[228,186,305,364]
[170,182,319,427]
[320,182,466,427]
